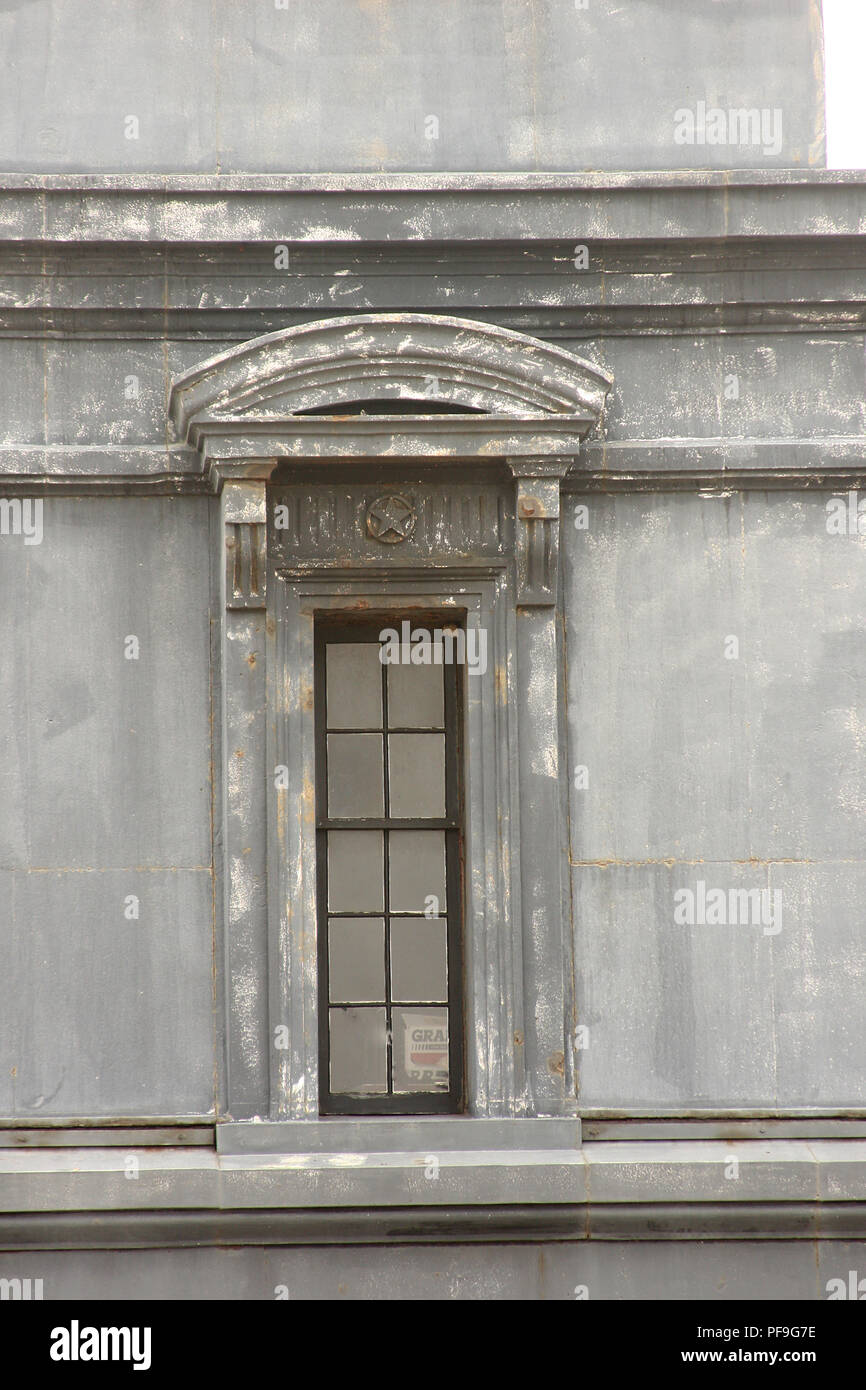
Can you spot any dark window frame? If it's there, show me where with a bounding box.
[314,613,466,1115]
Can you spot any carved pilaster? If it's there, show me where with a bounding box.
[217,477,271,1119]
[223,481,268,609]
[506,456,575,1113]
[508,458,571,607]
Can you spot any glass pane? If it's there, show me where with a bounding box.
[327,733,384,817]
[328,831,383,912]
[390,918,448,1003]
[387,661,444,728]
[329,918,385,1003]
[389,831,446,913]
[388,734,445,818]
[326,643,382,729]
[330,1007,388,1094]
[392,1008,449,1093]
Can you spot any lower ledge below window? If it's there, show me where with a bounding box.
[1,1140,865,1250]
[216,1117,580,1155]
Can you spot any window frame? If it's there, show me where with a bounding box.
[266,570,526,1124]
[177,311,610,1149]
[314,614,466,1115]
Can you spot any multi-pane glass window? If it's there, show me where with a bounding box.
[315,618,464,1113]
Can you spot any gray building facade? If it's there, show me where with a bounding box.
[2,0,866,1299]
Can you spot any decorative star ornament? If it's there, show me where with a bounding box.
[366,494,416,544]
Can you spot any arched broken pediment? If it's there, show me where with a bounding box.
[169,313,612,453]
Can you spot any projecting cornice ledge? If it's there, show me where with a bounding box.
[2,1142,866,1248]
[3,172,866,245]
[168,313,613,486]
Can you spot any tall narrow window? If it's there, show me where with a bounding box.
[315,617,464,1114]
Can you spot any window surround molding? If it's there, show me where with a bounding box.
[170,314,612,1154]
[272,575,514,1129]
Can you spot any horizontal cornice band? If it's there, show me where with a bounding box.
[1,172,866,245]
[3,172,865,190]
[0,441,865,493]
[0,306,862,340]
[2,1203,866,1250]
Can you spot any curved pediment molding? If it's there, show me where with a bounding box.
[169,314,612,463]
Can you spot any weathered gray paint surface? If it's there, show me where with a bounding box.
[0,1,824,174]
[0,498,215,1117]
[582,335,866,442]
[1,180,864,1216]
[0,3,862,1298]
[564,490,866,1108]
[1,205,864,1136]
[0,1240,861,1300]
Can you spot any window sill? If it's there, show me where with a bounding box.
[216,1117,579,1155]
